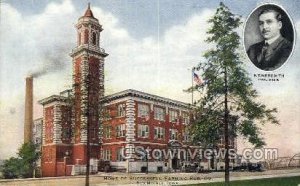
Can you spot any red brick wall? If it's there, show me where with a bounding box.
[41,145,56,177]
[103,100,185,144]
[72,144,86,165]
[102,102,127,143]
[74,56,82,143]
[72,144,100,164]
[134,101,185,144]
[55,162,72,177]
[44,106,54,144]
[56,162,65,177]
[88,56,100,145]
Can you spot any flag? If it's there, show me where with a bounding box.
[193,72,203,85]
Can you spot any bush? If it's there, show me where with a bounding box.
[1,142,40,179]
[2,157,22,179]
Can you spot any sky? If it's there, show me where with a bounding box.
[0,0,299,159]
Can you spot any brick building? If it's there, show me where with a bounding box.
[100,89,193,172]
[37,4,236,177]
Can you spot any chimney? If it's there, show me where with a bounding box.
[24,76,33,143]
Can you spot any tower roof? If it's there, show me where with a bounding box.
[83,3,94,18]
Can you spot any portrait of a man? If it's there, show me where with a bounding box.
[245,5,294,71]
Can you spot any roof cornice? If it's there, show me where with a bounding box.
[101,89,191,109]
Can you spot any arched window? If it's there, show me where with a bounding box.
[78,33,81,45]
[84,29,89,44]
[92,32,97,46]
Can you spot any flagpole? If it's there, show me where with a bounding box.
[192,67,194,105]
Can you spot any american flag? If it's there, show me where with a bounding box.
[193,72,203,85]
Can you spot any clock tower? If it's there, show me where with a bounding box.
[70,3,108,165]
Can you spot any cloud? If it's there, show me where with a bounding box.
[95,7,214,101]
[0,0,77,158]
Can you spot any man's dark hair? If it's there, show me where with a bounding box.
[259,8,282,21]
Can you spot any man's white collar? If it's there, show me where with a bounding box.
[265,35,281,45]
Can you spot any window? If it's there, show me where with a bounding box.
[138,104,150,118]
[182,112,190,125]
[78,32,81,45]
[154,107,165,121]
[186,151,191,161]
[103,150,112,160]
[183,128,190,142]
[154,127,165,139]
[117,104,126,117]
[92,32,97,45]
[63,108,71,120]
[219,135,224,145]
[104,126,112,139]
[117,148,125,161]
[84,29,89,44]
[116,124,126,137]
[169,129,178,140]
[101,108,111,121]
[62,127,72,140]
[153,150,163,161]
[169,110,178,123]
[90,128,98,140]
[138,124,149,138]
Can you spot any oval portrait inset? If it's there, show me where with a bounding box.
[244,4,294,71]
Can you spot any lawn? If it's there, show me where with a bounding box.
[189,176,300,186]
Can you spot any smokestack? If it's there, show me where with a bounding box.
[24,76,33,143]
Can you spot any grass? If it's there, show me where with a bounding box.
[189,176,300,186]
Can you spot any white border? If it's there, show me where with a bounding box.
[243,2,296,72]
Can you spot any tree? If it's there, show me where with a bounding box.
[189,2,279,184]
[1,142,40,179]
[1,157,22,179]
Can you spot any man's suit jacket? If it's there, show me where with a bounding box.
[247,36,292,71]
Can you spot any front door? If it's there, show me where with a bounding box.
[172,156,179,170]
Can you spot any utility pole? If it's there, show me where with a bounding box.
[224,66,230,185]
[192,67,194,105]
[85,39,91,186]
[85,73,90,186]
